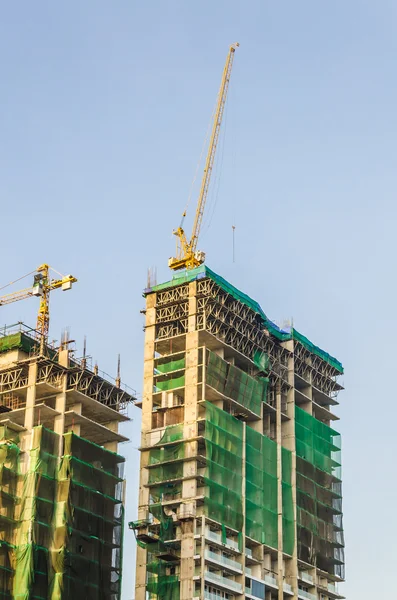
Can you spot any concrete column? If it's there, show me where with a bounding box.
[53,348,69,456]
[103,420,119,453]
[135,292,156,600]
[24,362,38,433]
[180,282,199,600]
[69,402,82,436]
[283,339,298,597]
[276,381,284,600]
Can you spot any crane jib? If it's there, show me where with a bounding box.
[169,43,239,271]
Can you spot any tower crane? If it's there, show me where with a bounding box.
[0,264,77,352]
[168,42,239,271]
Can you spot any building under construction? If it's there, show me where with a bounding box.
[132,265,345,600]
[0,323,135,599]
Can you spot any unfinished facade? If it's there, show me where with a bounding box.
[0,323,135,599]
[132,265,344,600]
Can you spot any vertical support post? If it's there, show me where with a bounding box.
[135,291,156,600]
[283,339,299,596]
[24,362,38,434]
[276,380,284,600]
[53,348,69,456]
[180,282,198,600]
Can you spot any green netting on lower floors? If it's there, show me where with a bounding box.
[203,402,243,531]
[13,427,59,600]
[53,432,124,600]
[148,463,184,485]
[206,350,268,416]
[155,375,185,392]
[156,425,184,445]
[146,553,180,600]
[156,358,185,374]
[245,426,277,547]
[296,454,344,578]
[149,442,185,465]
[295,406,341,478]
[149,482,182,505]
[282,448,294,555]
[149,503,177,542]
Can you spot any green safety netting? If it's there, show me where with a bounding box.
[155,375,185,392]
[282,447,294,555]
[297,458,344,578]
[13,426,59,600]
[53,432,124,599]
[206,350,268,416]
[295,406,341,478]
[140,428,186,599]
[203,402,243,531]
[146,552,180,600]
[295,408,344,578]
[0,424,125,600]
[156,358,185,374]
[245,426,277,548]
[253,350,271,373]
[149,442,185,466]
[146,265,343,374]
[149,504,176,542]
[0,332,37,355]
[148,463,184,485]
[0,426,21,598]
[156,425,184,445]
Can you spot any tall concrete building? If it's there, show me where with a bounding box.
[0,323,135,599]
[132,265,344,600]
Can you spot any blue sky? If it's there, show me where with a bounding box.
[2,1,397,598]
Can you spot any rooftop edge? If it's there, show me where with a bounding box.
[144,265,344,375]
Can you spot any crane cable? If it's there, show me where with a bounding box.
[0,270,36,293]
[201,81,230,236]
[182,95,219,225]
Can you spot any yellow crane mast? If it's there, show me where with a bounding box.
[168,42,239,271]
[0,264,77,352]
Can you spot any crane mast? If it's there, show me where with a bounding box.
[169,42,239,271]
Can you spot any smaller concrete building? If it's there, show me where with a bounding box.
[0,323,136,599]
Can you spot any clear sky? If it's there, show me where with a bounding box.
[1,1,397,598]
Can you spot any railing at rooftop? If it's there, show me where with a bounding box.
[0,322,136,400]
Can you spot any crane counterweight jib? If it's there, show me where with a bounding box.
[0,265,77,350]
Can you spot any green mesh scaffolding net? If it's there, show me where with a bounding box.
[156,358,185,374]
[142,403,296,600]
[282,447,294,556]
[203,402,243,532]
[245,426,277,547]
[206,351,268,417]
[138,426,183,600]
[0,425,125,599]
[295,407,344,578]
